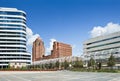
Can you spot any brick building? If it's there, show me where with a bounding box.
[51,41,72,58]
[32,38,72,62]
[32,37,45,62]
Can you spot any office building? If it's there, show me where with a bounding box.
[0,7,31,68]
[32,37,45,62]
[83,31,120,66]
[32,38,72,62]
[51,41,72,58]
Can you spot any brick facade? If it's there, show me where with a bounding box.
[32,37,45,62]
[32,38,72,62]
[51,41,72,58]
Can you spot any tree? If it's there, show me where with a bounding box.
[41,64,45,70]
[55,60,60,69]
[73,59,83,68]
[88,57,95,69]
[61,62,65,69]
[45,63,49,69]
[64,60,69,69]
[97,62,102,70]
[8,63,10,69]
[49,62,54,69]
[107,54,115,69]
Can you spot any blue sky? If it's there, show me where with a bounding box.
[1,0,120,56]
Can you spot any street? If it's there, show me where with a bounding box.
[0,71,120,81]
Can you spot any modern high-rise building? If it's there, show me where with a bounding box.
[0,7,31,68]
[83,31,120,66]
[51,41,72,58]
[32,37,45,62]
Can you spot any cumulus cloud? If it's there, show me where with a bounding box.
[26,27,40,46]
[90,22,120,38]
[46,38,56,55]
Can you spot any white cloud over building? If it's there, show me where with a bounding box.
[26,27,40,46]
[90,22,120,38]
[46,38,56,55]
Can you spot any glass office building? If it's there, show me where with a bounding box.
[83,31,120,67]
[0,8,31,68]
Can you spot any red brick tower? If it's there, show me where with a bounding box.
[32,37,45,62]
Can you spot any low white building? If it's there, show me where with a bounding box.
[83,31,120,67]
[32,56,82,65]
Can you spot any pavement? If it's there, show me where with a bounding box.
[0,71,120,81]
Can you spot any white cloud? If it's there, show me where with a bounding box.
[26,27,40,46]
[26,27,33,37]
[46,38,56,55]
[90,22,120,38]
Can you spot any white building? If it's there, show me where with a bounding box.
[83,31,120,66]
[0,7,31,68]
[32,56,82,65]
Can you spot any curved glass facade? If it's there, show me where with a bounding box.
[0,8,31,68]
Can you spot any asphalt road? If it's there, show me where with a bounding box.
[0,71,120,81]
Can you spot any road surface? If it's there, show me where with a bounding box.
[0,71,120,81]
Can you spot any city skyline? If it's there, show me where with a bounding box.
[1,0,120,56]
